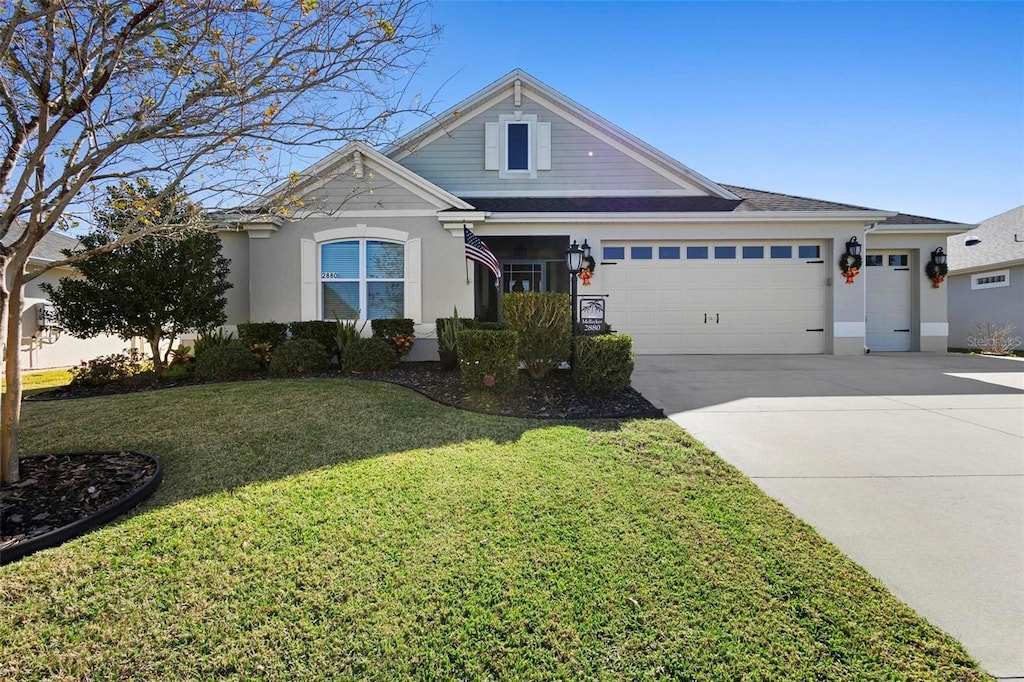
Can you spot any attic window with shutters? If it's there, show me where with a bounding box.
[485,114,551,179]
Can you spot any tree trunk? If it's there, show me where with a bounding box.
[2,269,25,485]
[148,333,162,372]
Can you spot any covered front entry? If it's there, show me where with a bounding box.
[474,236,569,320]
[865,250,913,351]
[601,240,827,354]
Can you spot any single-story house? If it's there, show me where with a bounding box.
[218,69,971,357]
[946,204,1024,350]
[2,224,131,369]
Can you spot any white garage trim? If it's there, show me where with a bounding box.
[834,322,866,337]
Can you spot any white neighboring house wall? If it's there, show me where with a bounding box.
[2,225,142,371]
[17,263,141,370]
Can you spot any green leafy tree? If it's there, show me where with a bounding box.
[41,182,232,372]
[0,0,438,483]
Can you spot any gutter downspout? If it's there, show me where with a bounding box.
[862,222,878,353]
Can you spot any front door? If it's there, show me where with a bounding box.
[503,261,546,293]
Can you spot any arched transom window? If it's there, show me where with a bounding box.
[320,239,404,320]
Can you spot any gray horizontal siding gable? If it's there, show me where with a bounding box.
[297,164,440,213]
[397,94,696,196]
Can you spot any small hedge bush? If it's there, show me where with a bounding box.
[371,318,415,357]
[370,318,414,340]
[468,320,505,331]
[69,350,147,387]
[269,338,331,376]
[195,343,261,380]
[342,337,396,373]
[457,329,518,394]
[288,321,337,355]
[572,334,635,396]
[502,292,571,379]
[237,322,288,349]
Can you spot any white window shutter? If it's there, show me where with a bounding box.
[537,122,551,170]
[404,238,422,322]
[300,239,317,321]
[484,122,499,170]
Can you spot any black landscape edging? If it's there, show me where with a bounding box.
[0,452,163,566]
[366,375,666,421]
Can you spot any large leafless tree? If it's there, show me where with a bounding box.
[0,0,439,483]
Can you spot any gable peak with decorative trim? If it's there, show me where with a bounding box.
[383,69,740,201]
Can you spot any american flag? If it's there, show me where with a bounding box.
[464,227,501,284]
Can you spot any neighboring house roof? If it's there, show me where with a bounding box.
[384,68,742,201]
[1,222,79,264]
[947,204,1024,274]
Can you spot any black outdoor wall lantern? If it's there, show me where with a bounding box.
[566,239,585,335]
[926,247,949,288]
[839,236,863,284]
[579,239,596,285]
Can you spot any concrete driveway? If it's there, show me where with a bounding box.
[632,353,1024,679]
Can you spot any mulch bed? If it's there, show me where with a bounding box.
[5,363,661,559]
[1,452,158,558]
[371,362,663,420]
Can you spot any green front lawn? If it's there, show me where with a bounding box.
[0,379,983,680]
[1,367,71,396]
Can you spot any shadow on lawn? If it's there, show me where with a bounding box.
[17,377,638,512]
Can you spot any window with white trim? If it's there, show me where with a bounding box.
[971,270,1010,290]
[485,114,550,178]
[320,239,404,320]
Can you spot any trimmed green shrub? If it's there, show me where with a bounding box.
[237,321,288,349]
[69,350,147,387]
[502,292,571,379]
[468,320,505,331]
[161,363,193,381]
[193,328,235,357]
[370,318,414,340]
[341,337,396,373]
[195,343,261,380]
[457,329,519,394]
[288,321,336,354]
[269,338,331,376]
[371,318,415,357]
[573,334,635,396]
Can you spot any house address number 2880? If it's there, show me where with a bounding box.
[321,272,340,279]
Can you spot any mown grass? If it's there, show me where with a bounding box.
[1,367,70,396]
[0,379,984,680]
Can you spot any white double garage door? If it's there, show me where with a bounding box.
[601,241,827,354]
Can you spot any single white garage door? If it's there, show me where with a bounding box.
[865,251,912,351]
[600,241,827,354]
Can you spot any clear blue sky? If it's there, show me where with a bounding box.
[398,1,1023,224]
